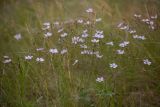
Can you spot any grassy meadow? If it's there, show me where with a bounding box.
[1,0,160,107]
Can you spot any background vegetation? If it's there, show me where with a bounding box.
[1,0,160,107]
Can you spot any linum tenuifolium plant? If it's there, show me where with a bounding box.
[2,7,159,106]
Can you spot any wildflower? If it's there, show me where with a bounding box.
[106,42,114,46]
[43,22,50,26]
[58,28,64,33]
[42,26,50,30]
[151,14,157,19]
[133,35,146,40]
[117,50,125,55]
[25,55,33,60]
[84,21,91,25]
[54,21,59,26]
[81,33,88,38]
[60,32,68,38]
[36,57,44,62]
[3,56,9,58]
[49,48,58,54]
[42,22,50,30]
[44,32,52,38]
[72,37,85,44]
[96,54,103,58]
[120,25,129,30]
[149,21,154,25]
[14,33,22,40]
[119,41,130,47]
[83,29,88,33]
[139,36,146,40]
[61,49,68,54]
[117,22,124,28]
[36,48,44,51]
[81,30,89,38]
[77,19,83,24]
[143,59,151,65]
[72,60,78,65]
[80,44,88,49]
[110,63,118,68]
[150,26,155,30]
[134,14,141,18]
[86,8,93,13]
[81,50,93,55]
[129,30,136,34]
[141,19,150,22]
[3,59,12,64]
[93,30,104,39]
[96,77,104,82]
[96,18,102,22]
[133,35,138,39]
[91,39,99,43]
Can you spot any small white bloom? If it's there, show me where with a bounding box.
[93,30,104,39]
[72,36,85,44]
[3,56,9,59]
[129,30,136,34]
[43,22,50,26]
[142,19,150,22]
[72,60,78,65]
[44,32,52,38]
[96,18,102,22]
[96,77,104,82]
[119,41,130,47]
[110,63,118,68]
[85,21,90,25]
[77,19,83,24]
[143,59,151,65]
[3,59,12,64]
[91,39,99,43]
[83,29,88,33]
[120,26,129,30]
[61,49,68,54]
[25,55,33,60]
[133,35,146,40]
[149,21,154,25]
[96,30,103,34]
[58,28,64,33]
[42,22,50,30]
[96,54,103,58]
[14,33,22,40]
[49,48,58,54]
[60,32,68,38]
[150,26,155,30]
[80,44,88,49]
[42,26,50,30]
[86,8,93,13]
[151,14,157,19]
[36,57,44,62]
[81,50,95,55]
[36,48,44,51]
[54,21,59,25]
[134,14,141,18]
[139,36,146,40]
[117,22,124,28]
[94,34,104,39]
[81,33,88,38]
[106,42,114,46]
[117,50,125,55]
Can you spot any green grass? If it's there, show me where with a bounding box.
[1,0,160,107]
